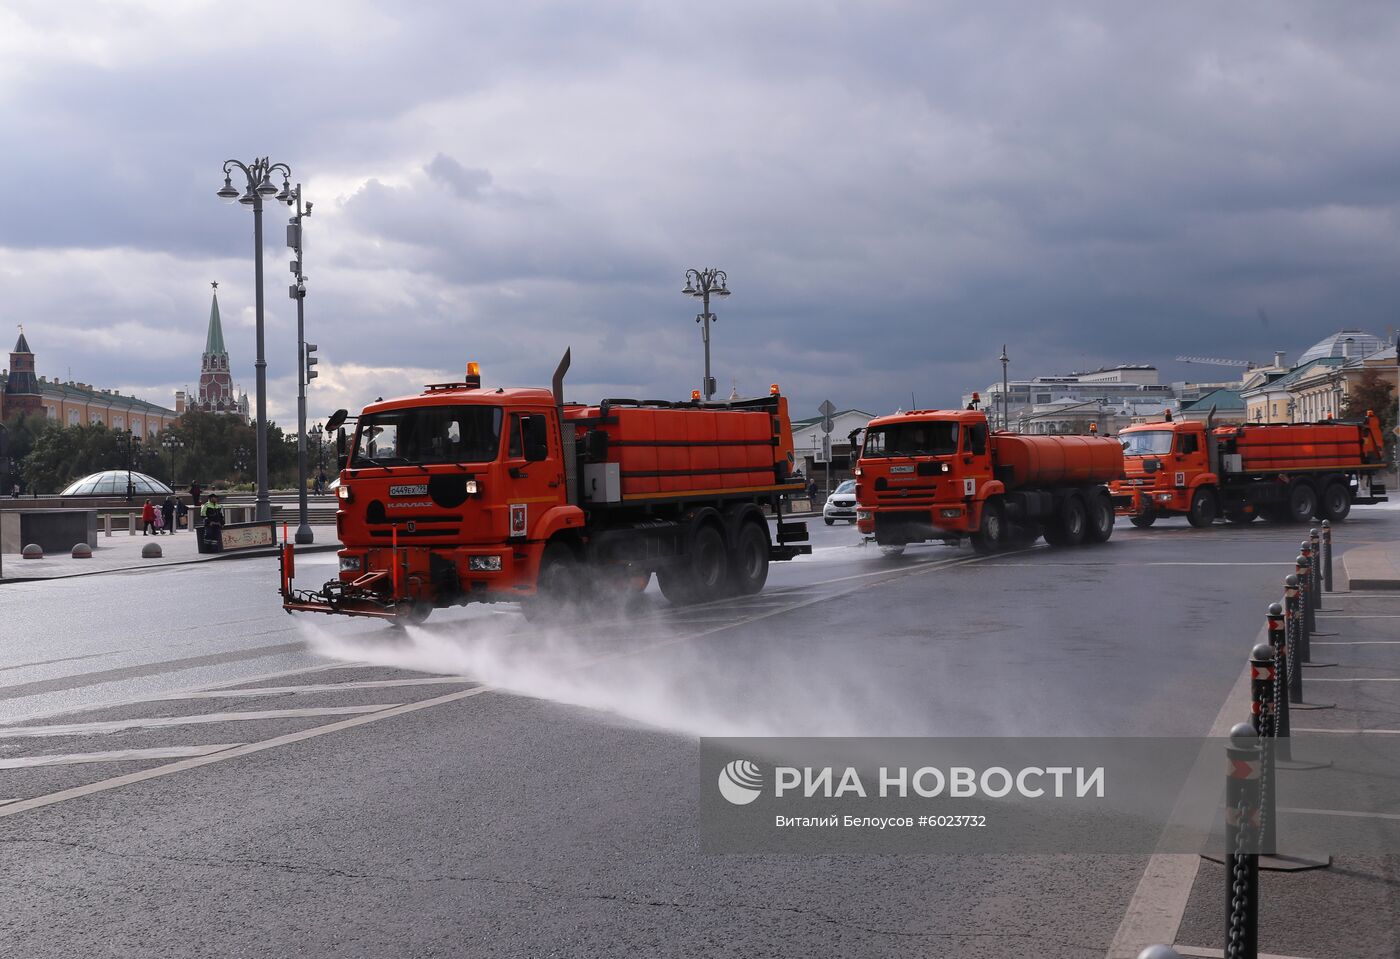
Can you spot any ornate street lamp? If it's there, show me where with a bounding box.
[216,157,293,523]
[682,268,730,401]
[161,434,184,487]
[233,445,250,483]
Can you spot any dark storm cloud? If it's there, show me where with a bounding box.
[4,1,1400,420]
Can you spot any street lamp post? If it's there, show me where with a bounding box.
[682,268,731,401]
[162,434,184,488]
[310,422,325,483]
[120,430,142,503]
[999,345,1010,432]
[217,157,294,523]
[286,183,314,544]
[233,446,250,485]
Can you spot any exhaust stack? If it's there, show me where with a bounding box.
[553,348,578,506]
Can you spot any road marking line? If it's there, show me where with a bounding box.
[1313,641,1400,645]
[1294,727,1400,734]
[1319,614,1400,619]
[0,705,393,739]
[1304,677,1400,682]
[1172,946,1318,959]
[1279,805,1400,822]
[0,798,21,806]
[0,687,492,820]
[0,744,244,769]
[148,677,475,700]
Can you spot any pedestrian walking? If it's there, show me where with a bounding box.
[141,499,157,536]
[161,496,175,534]
[9,483,18,499]
[314,470,327,496]
[807,478,818,501]
[176,498,189,531]
[189,481,202,507]
[151,502,165,534]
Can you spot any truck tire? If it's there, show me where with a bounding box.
[1084,492,1115,543]
[522,543,581,623]
[1128,512,1156,529]
[1043,494,1087,547]
[1187,488,1218,528]
[728,521,770,595]
[1286,482,1318,524]
[1320,482,1351,522]
[658,524,729,606]
[970,500,1004,554]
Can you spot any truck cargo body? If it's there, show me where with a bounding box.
[853,410,1124,553]
[280,357,810,622]
[1110,414,1389,528]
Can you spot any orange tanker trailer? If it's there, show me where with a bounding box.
[853,408,1124,554]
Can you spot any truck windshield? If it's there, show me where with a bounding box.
[352,406,503,466]
[862,421,959,457]
[1120,431,1174,456]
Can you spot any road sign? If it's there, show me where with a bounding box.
[819,399,836,434]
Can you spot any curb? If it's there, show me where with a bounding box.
[0,542,341,584]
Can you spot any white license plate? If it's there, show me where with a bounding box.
[890,465,915,474]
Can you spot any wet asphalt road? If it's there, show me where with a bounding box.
[1,509,1395,957]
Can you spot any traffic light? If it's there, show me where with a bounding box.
[305,342,319,382]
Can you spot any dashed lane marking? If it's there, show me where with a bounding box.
[149,677,474,700]
[0,745,245,769]
[0,687,492,820]
[0,705,394,739]
[1279,805,1400,822]
[1294,727,1400,734]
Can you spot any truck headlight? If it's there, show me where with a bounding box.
[940,508,963,518]
[1157,493,1172,502]
[339,555,362,572]
[856,510,871,521]
[337,485,352,501]
[468,555,502,571]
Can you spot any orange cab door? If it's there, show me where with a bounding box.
[501,408,567,539]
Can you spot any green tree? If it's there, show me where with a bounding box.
[22,422,127,493]
[1342,367,1397,466]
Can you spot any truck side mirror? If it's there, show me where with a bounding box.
[336,428,347,463]
[524,414,550,462]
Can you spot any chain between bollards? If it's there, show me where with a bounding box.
[1307,531,1322,608]
[1284,574,1307,696]
[1294,554,1315,660]
[1224,722,1261,959]
[1266,601,1294,750]
[1321,520,1333,592]
[1249,642,1279,855]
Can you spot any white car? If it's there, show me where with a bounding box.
[824,479,859,525]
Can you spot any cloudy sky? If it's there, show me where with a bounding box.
[3,1,1399,425]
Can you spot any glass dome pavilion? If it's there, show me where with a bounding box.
[60,470,175,497]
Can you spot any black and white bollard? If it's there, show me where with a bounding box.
[1307,531,1322,607]
[1224,722,1260,959]
[1321,520,1334,592]
[1249,642,1279,855]
[1270,600,1300,711]
[1296,553,1315,650]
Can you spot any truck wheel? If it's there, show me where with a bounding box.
[970,501,1004,554]
[659,524,729,606]
[1084,493,1115,543]
[1320,483,1351,522]
[522,544,581,623]
[728,521,770,595]
[1044,495,1087,547]
[1187,488,1218,528]
[1128,512,1156,529]
[1286,482,1318,523]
